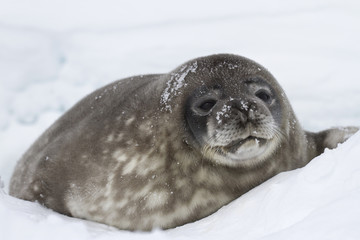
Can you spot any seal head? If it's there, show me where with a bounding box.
[184,64,284,167]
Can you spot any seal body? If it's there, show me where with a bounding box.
[9,54,358,231]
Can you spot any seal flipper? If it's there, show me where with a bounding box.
[305,126,359,160]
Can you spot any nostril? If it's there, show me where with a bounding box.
[228,99,253,124]
[237,111,247,124]
[229,98,251,111]
[230,99,250,112]
[232,107,247,124]
[248,109,255,120]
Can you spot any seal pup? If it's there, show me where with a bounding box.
[10,54,358,231]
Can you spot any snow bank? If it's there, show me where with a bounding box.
[1,133,360,240]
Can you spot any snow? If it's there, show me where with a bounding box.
[161,61,198,112]
[216,104,231,123]
[1,0,360,239]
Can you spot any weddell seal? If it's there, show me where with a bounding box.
[10,54,358,231]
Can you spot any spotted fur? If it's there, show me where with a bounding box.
[10,54,358,231]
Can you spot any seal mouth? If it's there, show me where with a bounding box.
[223,136,266,153]
[201,134,278,167]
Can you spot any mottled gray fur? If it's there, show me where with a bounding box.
[10,54,358,231]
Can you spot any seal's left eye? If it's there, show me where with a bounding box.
[198,100,217,112]
[255,90,271,103]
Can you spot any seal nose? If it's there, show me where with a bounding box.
[237,111,248,124]
[230,99,250,124]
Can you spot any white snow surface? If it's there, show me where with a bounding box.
[1,0,360,239]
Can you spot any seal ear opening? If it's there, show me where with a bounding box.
[305,126,359,159]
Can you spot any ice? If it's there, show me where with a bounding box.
[1,0,360,239]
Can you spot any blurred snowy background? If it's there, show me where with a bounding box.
[1,0,360,239]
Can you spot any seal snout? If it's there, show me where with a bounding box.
[228,99,260,127]
[230,101,248,125]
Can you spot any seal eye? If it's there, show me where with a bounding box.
[255,90,271,103]
[198,100,217,112]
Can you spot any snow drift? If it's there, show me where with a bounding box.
[1,0,360,239]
